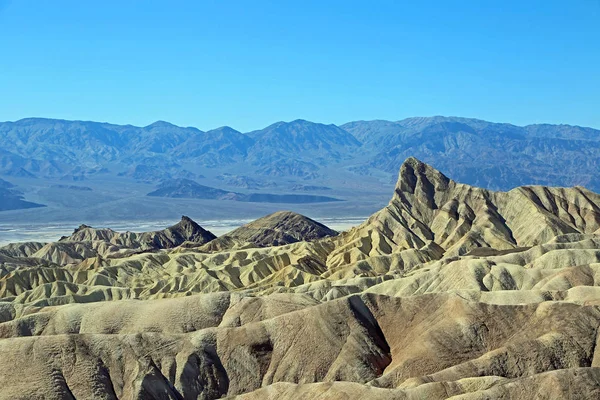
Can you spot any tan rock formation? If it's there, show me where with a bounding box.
[1,157,600,399]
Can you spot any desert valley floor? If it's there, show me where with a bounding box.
[2,157,600,399]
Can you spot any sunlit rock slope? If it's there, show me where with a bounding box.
[2,158,600,399]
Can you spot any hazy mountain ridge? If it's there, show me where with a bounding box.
[342,117,600,190]
[2,116,599,190]
[173,126,255,167]
[2,116,600,216]
[246,119,362,166]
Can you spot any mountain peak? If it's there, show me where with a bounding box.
[396,157,451,196]
[74,224,93,233]
[402,156,426,168]
[247,118,362,154]
[235,210,338,245]
[145,120,177,129]
[207,126,243,135]
[179,215,197,226]
[176,215,204,232]
[201,210,338,251]
[167,216,216,244]
[288,119,320,126]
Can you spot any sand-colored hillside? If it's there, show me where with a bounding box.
[2,157,600,399]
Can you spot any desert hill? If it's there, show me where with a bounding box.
[0,216,217,266]
[2,158,600,398]
[200,211,339,252]
[62,215,216,248]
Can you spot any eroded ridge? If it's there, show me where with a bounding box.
[2,157,600,399]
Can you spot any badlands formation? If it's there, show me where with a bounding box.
[2,157,600,399]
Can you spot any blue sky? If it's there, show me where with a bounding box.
[0,0,598,131]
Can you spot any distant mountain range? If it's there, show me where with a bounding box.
[147,179,341,203]
[1,116,599,214]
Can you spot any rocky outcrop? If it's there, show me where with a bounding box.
[328,157,600,271]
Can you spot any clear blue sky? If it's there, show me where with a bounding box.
[0,0,598,131]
